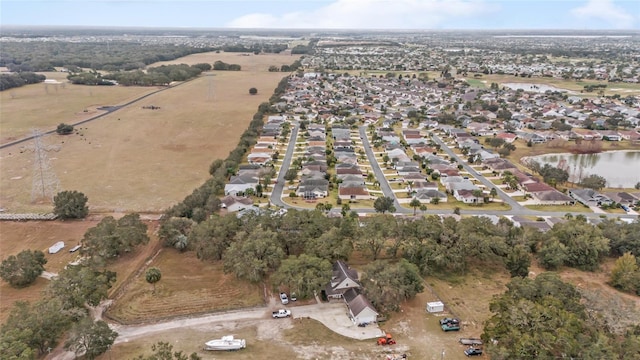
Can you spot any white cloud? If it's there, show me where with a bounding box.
[226,0,499,29]
[570,0,635,29]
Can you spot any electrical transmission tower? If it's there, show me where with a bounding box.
[28,129,60,203]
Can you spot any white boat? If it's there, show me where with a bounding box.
[203,335,246,351]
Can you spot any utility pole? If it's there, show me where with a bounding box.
[28,129,60,203]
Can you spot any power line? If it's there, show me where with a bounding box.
[26,129,60,203]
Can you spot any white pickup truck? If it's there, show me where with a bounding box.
[272,309,291,318]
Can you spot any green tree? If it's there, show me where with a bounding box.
[223,227,284,282]
[53,190,89,219]
[545,219,610,271]
[505,245,530,278]
[537,238,567,270]
[56,123,74,135]
[482,273,614,360]
[146,267,162,293]
[64,318,117,360]
[132,342,201,360]
[158,217,195,249]
[355,215,396,260]
[0,250,47,288]
[270,254,332,300]
[361,259,424,313]
[304,227,353,262]
[373,196,396,214]
[409,198,421,216]
[610,252,639,293]
[81,214,149,261]
[189,214,241,261]
[489,187,498,200]
[0,299,73,356]
[579,174,607,190]
[47,264,116,309]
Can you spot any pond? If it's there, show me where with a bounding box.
[503,82,575,94]
[525,150,640,188]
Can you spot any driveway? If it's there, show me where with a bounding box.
[293,301,385,340]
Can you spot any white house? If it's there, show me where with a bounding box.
[220,195,254,212]
[343,288,378,325]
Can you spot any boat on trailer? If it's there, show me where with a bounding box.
[204,335,246,351]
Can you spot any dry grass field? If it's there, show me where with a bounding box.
[106,250,264,324]
[0,52,299,213]
[0,219,159,323]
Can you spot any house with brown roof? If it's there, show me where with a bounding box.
[343,288,379,325]
[338,185,370,200]
[220,195,253,213]
[325,261,360,299]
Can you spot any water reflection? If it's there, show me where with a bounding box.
[529,150,640,188]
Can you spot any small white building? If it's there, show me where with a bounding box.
[426,301,444,313]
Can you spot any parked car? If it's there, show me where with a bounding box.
[441,322,460,332]
[464,347,483,356]
[272,309,291,318]
[439,317,460,326]
[290,292,297,301]
[279,292,289,305]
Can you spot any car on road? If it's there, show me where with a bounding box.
[280,292,289,305]
[272,309,291,318]
[464,347,483,356]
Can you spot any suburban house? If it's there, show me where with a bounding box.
[220,195,254,213]
[224,175,258,196]
[343,288,379,325]
[569,188,613,207]
[325,261,360,299]
[324,261,378,325]
[338,185,370,201]
[605,192,638,206]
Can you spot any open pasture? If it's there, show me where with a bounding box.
[105,250,264,324]
[0,52,299,213]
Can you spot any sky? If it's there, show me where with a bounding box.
[1,0,638,30]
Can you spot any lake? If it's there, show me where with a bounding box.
[526,150,640,188]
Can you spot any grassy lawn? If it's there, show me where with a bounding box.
[106,249,264,324]
[472,74,640,96]
[464,78,487,88]
[525,204,593,213]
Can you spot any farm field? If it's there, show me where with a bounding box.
[0,52,299,213]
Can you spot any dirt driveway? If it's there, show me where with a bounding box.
[48,297,385,360]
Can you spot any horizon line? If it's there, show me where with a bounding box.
[1,24,640,32]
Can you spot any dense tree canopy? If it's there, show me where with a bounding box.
[64,318,117,360]
[81,213,149,261]
[47,264,116,309]
[361,259,424,313]
[0,299,73,356]
[53,190,89,219]
[270,254,332,300]
[482,273,634,359]
[538,218,609,271]
[0,250,47,288]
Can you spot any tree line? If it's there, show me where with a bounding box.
[0,41,216,72]
[0,72,46,91]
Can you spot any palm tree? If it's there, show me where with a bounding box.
[410,198,421,216]
[490,187,498,201]
[146,267,162,294]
